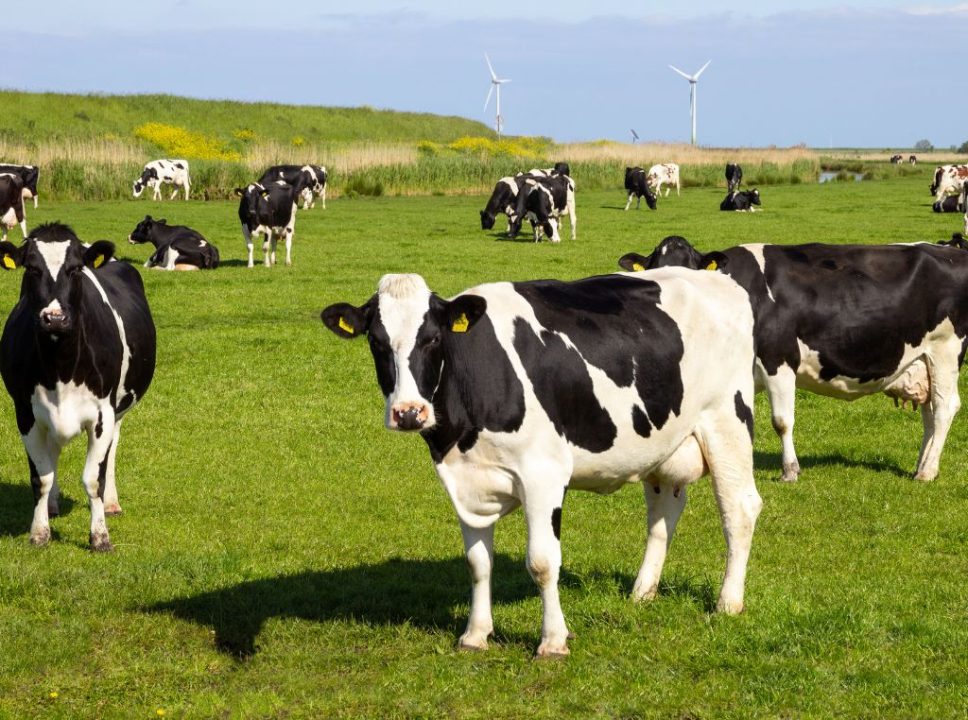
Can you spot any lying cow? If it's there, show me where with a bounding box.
[321,269,760,656]
[235,181,298,268]
[725,163,743,193]
[127,215,219,270]
[720,189,761,211]
[929,164,968,202]
[133,159,191,201]
[258,164,327,210]
[647,162,680,197]
[0,223,156,550]
[0,174,27,241]
[624,167,657,211]
[509,174,577,242]
[618,235,968,483]
[932,195,963,213]
[0,164,40,208]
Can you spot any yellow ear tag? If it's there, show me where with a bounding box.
[2,255,15,270]
[92,255,105,269]
[451,313,469,333]
[338,317,355,335]
[632,262,645,272]
[706,260,718,271]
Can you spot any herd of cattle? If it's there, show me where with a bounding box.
[0,153,966,657]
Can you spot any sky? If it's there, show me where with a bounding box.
[6,1,968,148]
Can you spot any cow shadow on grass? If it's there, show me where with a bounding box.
[754,451,909,479]
[0,481,78,537]
[145,553,563,659]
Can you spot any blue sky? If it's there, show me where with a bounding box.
[7,1,968,147]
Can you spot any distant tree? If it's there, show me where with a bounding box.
[914,139,934,151]
[958,140,968,154]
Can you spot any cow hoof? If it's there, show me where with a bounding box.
[779,462,800,483]
[716,598,744,615]
[913,471,937,482]
[458,639,487,652]
[535,642,570,659]
[90,533,114,552]
[30,528,51,547]
[104,503,123,516]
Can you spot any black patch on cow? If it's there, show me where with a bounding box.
[551,507,562,540]
[631,405,652,437]
[97,442,112,500]
[734,391,754,440]
[95,411,103,439]
[174,162,184,169]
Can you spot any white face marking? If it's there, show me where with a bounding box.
[36,241,70,279]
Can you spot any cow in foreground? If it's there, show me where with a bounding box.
[509,175,577,242]
[720,189,761,211]
[0,175,27,240]
[725,163,743,193]
[258,164,328,209]
[0,223,156,550]
[929,164,968,202]
[133,159,191,201]
[647,163,680,197]
[619,235,968,482]
[128,215,220,270]
[624,167,657,211]
[0,164,40,208]
[321,269,761,656]
[235,181,298,267]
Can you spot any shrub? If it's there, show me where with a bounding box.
[134,122,241,161]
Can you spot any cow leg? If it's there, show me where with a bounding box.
[265,232,276,267]
[18,212,27,239]
[763,366,800,481]
[81,413,118,551]
[102,420,123,515]
[321,186,326,209]
[242,224,255,268]
[915,352,962,481]
[284,229,293,266]
[624,193,633,211]
[183,178,190,200]
[567,202,576,240]
[524,483,570,657]
[458,522,496,651]
[633,482,688,602]
[152,183,161,201]
[23,425,60,546]
[170,187,179,200]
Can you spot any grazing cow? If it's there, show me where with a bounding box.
[890,154,903,164]
[509,174,577,242]
[127,215,219,270]
[929,164,968,201]
[235,181,298,268]
[258,164,328,210]
[523,162,571,178]
[909,155,918,165]
[321,269,760,656]
[0,164,40,208]
[133,159,191,201]
[720,189,761,211]
[0,223,156,550]
[647,163,680,197]
[618,235,968,482]
[725,163,743,193]
[480,175,528,234]
[0,175,27,241]
[932,195,963,213]
[624,166,657,211]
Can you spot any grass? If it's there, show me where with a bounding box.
[0,170,966,718]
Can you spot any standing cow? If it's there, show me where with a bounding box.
[133,159,191,201]
[929,165,968,202]
[321,269,761,656]
[624,167,657,211]
[0,164,40,208]
[619,235,968,483]
[0,174,27,241]
[480,175,527,234]
[647,163,680,197]
[0,223,156,550]
[725,163,743,193]
[509,174,577,242]
[258,164,328,210]
[235,181,298,267]
[127,215,220,270]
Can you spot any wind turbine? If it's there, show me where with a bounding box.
[484,53,511,137]
[630,128,640,144]
[668,60,711,146]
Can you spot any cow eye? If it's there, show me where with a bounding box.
[426,334,441,347]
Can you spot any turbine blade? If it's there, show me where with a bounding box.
[485,53,498,81]
[669,65,692,81]
[484,83,494,111]
[694,60,711,79]
[498,78,511,84]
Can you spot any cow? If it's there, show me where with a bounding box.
[909,155,918,165]
[647,163,680,197]
[932,195,963,213]
[127,215,219,271]
[618,235,968,483]
[523,162,571,178]
[509,174,577,242]
[725,163,743,193]
[0,175,27,241]
[929,164,968,202]
[235,181,298,268]
[624,166,657,211]
[0,223,156,550]
[0,164,40,208]
[133,159,191,201]
[320,268,761,656]
[480,175,529,235]
[938,233,968,251]
[890,154,903,164]
[720,189,761,211]
[258,164,328,210]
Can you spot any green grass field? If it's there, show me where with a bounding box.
[0,172,966,718]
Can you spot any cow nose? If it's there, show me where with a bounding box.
[40,310,69,332]
[392,405,427,431]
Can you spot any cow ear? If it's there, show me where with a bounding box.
[157,218,167,225]
[321,301,370,339]
[446,294,487,334]
[702,251,729,272]
[0,241,23,270]
[83,240,115,269]
[618,252,649,272]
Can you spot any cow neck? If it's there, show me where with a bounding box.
[421,351,473,464]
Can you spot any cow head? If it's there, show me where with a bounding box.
[480,210,496,230]
[132,167,158,197]
[0,223,114,336]
[321,273,487,432]
[618,235,706,272]
[128,215,165,244]
[748,189,762,205]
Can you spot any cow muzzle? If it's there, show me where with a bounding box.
[40,308,70,334]
[389,402,432,431]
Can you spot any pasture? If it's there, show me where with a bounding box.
[0,173,966,718]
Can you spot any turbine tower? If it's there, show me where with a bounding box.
[484,53,511,137]
[669,60,711,146]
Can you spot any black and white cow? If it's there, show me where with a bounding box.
[932,195,963,213]
[0,164,40,208]
[0,174,27,241]
[720,189,761,211]
[258,164,328,210]
[480,175,527,234]
[235,181,298,267]
[938,233,968,251]
[624,167,657,211]
[647,163,680,197]
[890,154,903,164]
[909,155,918,165]
[509,175,577,242]
[127,215,219,270]
[725,163,743,193]
[619,235,968,483]
[321,269,760,656]
[522,162,571,178]
[133,159,191,201]
[929,164,968,202]
[0,223,156,550]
